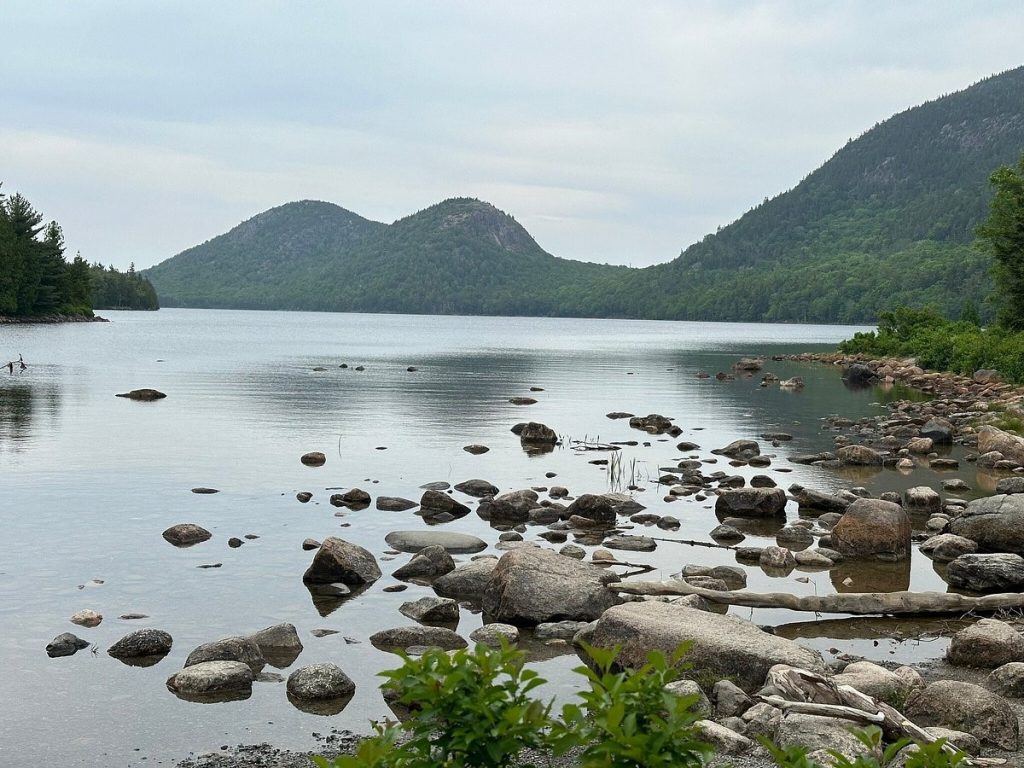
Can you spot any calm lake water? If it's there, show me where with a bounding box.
[0,309,978,766]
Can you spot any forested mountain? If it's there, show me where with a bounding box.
[146,66,1024,323]
[146,198,627,315]
[583,65,1024,323]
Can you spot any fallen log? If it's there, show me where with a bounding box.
[612,579,1024,616]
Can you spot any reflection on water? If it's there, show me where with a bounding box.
[831,559,912,593]
[0,380,60,452]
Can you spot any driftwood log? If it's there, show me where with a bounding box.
[761,667,1005,766]
[613,579,1024,616]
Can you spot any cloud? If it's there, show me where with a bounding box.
[1,0,1021,269]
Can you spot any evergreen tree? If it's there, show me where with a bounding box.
[977,153,1024,329]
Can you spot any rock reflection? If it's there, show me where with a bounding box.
[169,687,253,704]
[287,692,354,716]
[0,381,61,452]
[111,652,170,668]
[305,582,369,617]
[830,559,911,593]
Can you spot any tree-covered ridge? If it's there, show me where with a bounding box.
[90,263,159,310]
[0,184,159,317]
[145,66,1024,323]
[146,198,628,316]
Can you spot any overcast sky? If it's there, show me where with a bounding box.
[2,2,1021,270]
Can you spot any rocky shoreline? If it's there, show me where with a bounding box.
[81,352,1024,766]
[0,312,109,324]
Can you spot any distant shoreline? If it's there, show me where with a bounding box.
[0,313,109,325]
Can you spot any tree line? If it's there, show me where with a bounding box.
[0,184,158,317]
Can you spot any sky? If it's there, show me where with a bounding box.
[1,2,1022,271]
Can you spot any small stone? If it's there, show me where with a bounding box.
[300,452,326,467]
[70,609,102,628]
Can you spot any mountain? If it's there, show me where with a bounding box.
[146,66,1024,322]
[581,65,1024,323]
[146,197,626,315]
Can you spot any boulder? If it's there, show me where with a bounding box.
[905,680,1018,750]
[384,530,487,554]
[603,534,657,552]
[302,537,382,585]
[921,418,955,445]
[904,486,941,516]
[167,660,253,698]
[714,488,787,517]
[478,490,539,524]
[519,422,558,444]
[904,437,934,454]
[988,662,1024,698]
[248,623,303,668]
[760,546,796,570]
[948,494,1024,555]
[433,558,499,603]
[628,414,674,434]
[843,364,877,386]
[399,596,460,624]
[831,498,911,561]
[712,679,753,718]
[947,619,1024,668]
[162,523,212,547]
[463,444,489,455]
[565,494,616,526]
[832,661,912,704]
[836,445,883,466]
[583,602,825,692]
[482,548,622,625]
[712,440,761,460]
[664,679,711,716]
[46,632,90,657]
[919,534,978,563]
[791,486,851,514]
[375,496,418,511]
[116,388,166,401]
[70,609,102,628]
[107,628,173,660]
[535,620,590,641]
[370,625,467,651]
[470,623,520,647]
[300,451,326,466]
[454,479,499,498]
[286,662,355,700]
[947,553,1024,592]
[776,713,873,761]
[978,425,1024,464]
[418,490,471,518]
[392,545,456,581]
[694,720,753,755]
[185,636,265,675]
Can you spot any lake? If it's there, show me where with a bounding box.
[0,309,973,766]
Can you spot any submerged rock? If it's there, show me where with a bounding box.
[384,530,487,554]
[116,388,166,401]
[162,523,212,547]
[108,628,173,661]
[46,632,90,657]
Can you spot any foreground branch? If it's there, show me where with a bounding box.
[613,579,1024,615]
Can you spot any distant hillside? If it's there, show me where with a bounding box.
[580,65,1024,323]
[147,66,1024,322]
[147,198,627,315]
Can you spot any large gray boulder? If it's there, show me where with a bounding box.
[107,628,172,660]
[477,490,539,525]
[831,661,912,705]
[791,486,851,514]
[184,636,265,675]
[947,619,1024,668]
[248,623,303,668]
[582,602,825,692]
[369,625,467,651]
[919,534,978,563]
[482,548,622,625]
[921,418,955,445]
[905,680,1019,750]
[399,596,460,624]
[167,660,253,699]
[946,553,1024,592]
[837,445,883,466]
[302,537,382,585]
[977,426,1024,464]
[948,494,1024,555]
[714,488,787,518]
[392,545,455,581]
[831,498,911,561]
[286,662,355,700]
[776,713,873,761]
[432,558,499,603]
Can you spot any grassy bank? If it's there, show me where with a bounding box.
[839,306,1024,384]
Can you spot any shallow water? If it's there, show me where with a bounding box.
[0,309,986,765]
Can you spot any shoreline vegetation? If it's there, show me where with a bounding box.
[0,183,159,322]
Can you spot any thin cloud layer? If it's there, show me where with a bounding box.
[1,1,1020,269]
